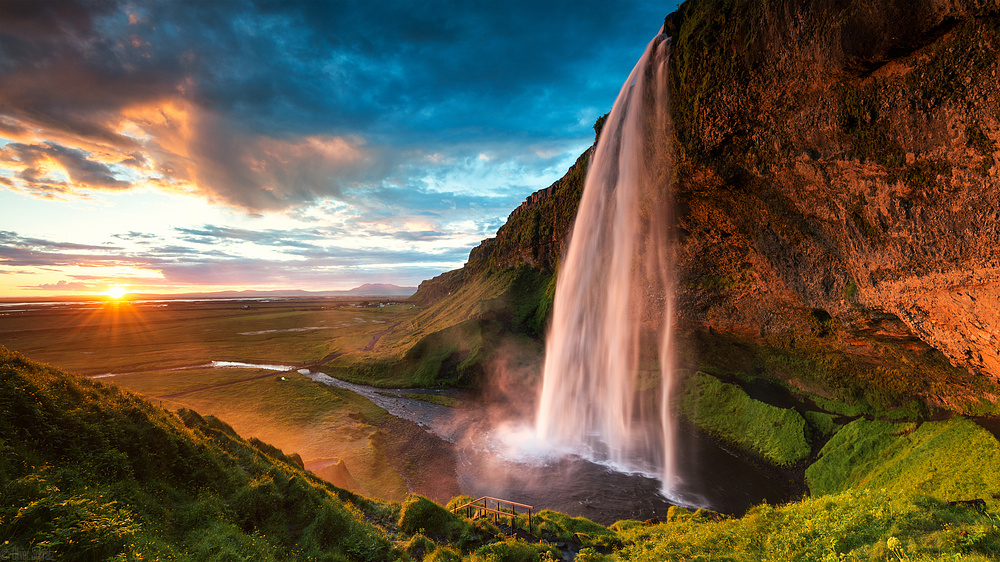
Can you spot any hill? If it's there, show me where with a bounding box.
[0,346,531,560]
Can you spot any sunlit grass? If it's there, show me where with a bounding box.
[807,417,1000,506]
[612,489,1000,561]
[322,267,551,388]
[676,371,811,465]
[0,346,399,560]
[0,298,431,503]
[150,369,409,501]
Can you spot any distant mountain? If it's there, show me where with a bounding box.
[337,283,417,297]
[123,284,417,300]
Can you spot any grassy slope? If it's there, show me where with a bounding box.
[0,347,577,561]
[807,417,1000,504]
[323,267,551,388]
[675,372,811,466]
[613,489,1000,561]
[157,373,412,502]
[1,299,458,504]
[0,346,397,561]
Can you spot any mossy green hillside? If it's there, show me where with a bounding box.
[683,325,995,419]
[6,346,1000,560]
[0,346,396,561]
[676,371,811,466]
[806,417,1000,505]
[527,510,623,551]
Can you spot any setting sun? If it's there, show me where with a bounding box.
[106,286,127,300]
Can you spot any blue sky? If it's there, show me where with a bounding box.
[0,0,679,297]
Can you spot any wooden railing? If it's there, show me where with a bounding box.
[451,496,534,536]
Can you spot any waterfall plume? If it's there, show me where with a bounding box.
[536,29,678,496]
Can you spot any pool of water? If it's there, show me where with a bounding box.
[455,420,801,525]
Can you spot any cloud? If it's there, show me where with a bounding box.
[0,141,132,195]
[31,279,94,291]
[0,231,119,253]
[0,0,677,293]
[0,225,472,291]
[112,231,160,243]
[0,0,668,213]
[173,225,325,249]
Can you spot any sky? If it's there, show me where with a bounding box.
[0,0,678,298]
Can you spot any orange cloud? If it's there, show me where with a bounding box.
[1,91,381,212]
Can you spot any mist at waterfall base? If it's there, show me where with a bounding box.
[448,338,796,525]
[449,29,799,524]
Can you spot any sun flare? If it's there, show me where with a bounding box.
[106,286,127,300]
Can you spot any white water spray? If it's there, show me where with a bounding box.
[536,29,678,496]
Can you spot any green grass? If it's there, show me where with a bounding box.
[154,372,415,502]
[528,510,622,550]
[676,372,811,466]
[806,417,1000,505]
[0,298,458,504]
[402,393,460,407]
[683,326,1000,419]
[0,346,398,561]
[0,298,417,376]
[7,346,1000,560]
[612,488,1000,561]
[803,410,840,438]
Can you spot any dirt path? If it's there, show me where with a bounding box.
[364,322,401,350]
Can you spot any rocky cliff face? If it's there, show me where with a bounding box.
[663,0,1000,389]
[417,0,1000,408]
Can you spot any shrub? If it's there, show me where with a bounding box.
[471,538,558,562]
[398,494,470,543]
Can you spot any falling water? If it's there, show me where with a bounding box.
[536,29,678,496]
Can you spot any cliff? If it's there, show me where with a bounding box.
[413,0,1000,410]
[663,0,1000,399]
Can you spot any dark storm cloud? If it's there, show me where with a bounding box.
[166,0,665,140]
[0,0,670,212]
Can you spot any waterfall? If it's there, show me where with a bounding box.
[536,29,678,496]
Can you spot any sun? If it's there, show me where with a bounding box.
[106,286,128,300]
